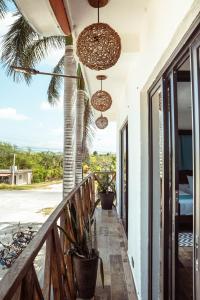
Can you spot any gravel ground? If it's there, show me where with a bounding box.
[0,183,62,280]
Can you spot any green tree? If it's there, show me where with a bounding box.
[83,153,116,174]
[0,142,64,183]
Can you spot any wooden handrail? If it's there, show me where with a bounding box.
[0,174,95,300]
[0,172,116,300]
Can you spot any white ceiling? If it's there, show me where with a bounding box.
[64,0,148,120]
[15,0,149,121]
[15,0,64,36]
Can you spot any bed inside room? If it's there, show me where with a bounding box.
[178,167,193,228]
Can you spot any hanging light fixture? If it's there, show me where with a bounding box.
[91,75,112,112]
[76,0,121,71]
[95,113,108,129]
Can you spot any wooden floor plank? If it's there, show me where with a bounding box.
[110,255,124,274]
[111,273,128,300]
[94,209,137,300]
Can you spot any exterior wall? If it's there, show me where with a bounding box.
[15,172,32,185]
[0,172,32,185]
[116,1,200,299]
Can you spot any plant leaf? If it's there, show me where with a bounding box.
[57,225,76,245]
[47,55,64,105]
[82,97,95,158]
[1,12,40,84]
[99,257,104,288]
[69,203,79,244]
[90,198,101,219]
[77,64,85,91]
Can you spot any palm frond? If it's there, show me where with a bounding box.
[1,10,66,84]
[1,12,40,84]
[82,97,95,157]
[0,0,8,18]
[22,35,66,67]
[77,64,85,91]
[47,55,64,105]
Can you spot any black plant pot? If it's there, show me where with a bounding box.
[73,253,99,299]
[99,191,115,210]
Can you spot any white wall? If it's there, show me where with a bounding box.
[116,1,200,299]
[15,172,32,185]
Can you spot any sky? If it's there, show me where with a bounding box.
[0,10,116,153]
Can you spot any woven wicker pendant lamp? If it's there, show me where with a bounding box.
[95,113,108,129]
[91,75,112,112]
[76,0,121,71]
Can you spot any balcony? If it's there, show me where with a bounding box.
[0,173,137,300]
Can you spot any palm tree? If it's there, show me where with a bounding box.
[75,66,95,184]
[47,52,94,189]
[1,8,94,197]
[75,65,85,184]
[48,62,94,186]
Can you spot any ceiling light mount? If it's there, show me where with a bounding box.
[96,75,107,81]
[88,0,109,8]
[77,0,121,70]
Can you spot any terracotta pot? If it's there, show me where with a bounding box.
[73,253,99,299]
[99,191,115,210]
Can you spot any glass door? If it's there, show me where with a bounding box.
[149,27,200,300]
[149,82,169,300]
[120,122,128,236]
[168,53,195,300]
[191,35,200,300]
[168,69,179,300]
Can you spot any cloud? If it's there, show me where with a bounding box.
[0,108,30,121]
[40,98,63,111]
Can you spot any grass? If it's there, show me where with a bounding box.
[37,207,55,216]
[0,180,62,190]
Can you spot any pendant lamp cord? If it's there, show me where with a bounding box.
[98,0,100,23]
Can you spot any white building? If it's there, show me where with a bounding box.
[0,169,32,185]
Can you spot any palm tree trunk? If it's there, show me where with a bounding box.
[75,89,85,184]
[63,45,76,197]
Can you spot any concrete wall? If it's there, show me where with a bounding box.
[15,172,32,185]
[116,1,200,299]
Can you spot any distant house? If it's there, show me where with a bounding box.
[0,168,32,185]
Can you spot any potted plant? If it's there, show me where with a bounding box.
[97,173,116,210]
[58,198,104,299]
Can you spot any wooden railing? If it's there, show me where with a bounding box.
[0,174,95,300]
[0,171,116,300]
